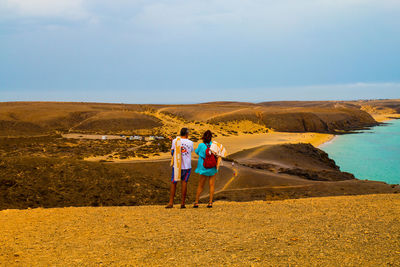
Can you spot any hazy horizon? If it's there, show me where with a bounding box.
[1,83,399,104]
[1,0,400,103]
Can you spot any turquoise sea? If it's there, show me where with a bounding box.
[321,119,400,185]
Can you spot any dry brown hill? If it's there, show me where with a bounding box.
[212,143,398,202]
[3,100,398,136]
[207,101,377,133]
[351,99,400,117]
[0,156,233,210]
[1,142,398,210]
[229,143,346,175]
[150,100,393,133]
[0,102,159,136]
[1,100,399,210]
[70,111,161,133]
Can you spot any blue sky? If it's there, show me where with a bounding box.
[0,0,399,103]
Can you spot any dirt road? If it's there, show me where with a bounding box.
[1,194,399,266]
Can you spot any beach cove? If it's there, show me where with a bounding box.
[321,119,400,185]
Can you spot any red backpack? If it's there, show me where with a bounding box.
[203,143,217,169]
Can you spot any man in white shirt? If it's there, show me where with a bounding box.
[165,128,194,209]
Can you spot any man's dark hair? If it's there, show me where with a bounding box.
[202,130,212,143]
[180,128,189,137]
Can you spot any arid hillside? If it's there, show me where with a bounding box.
[0,102,158,136]
[212,143,398,202]
[2,100,400,136]
[0,100,399,210]
[0,155,234,210]
[352,99,400,113]
[228,143,354,181]
[348,99,400,121]
[206,101,378,133]
[1,142,398,210]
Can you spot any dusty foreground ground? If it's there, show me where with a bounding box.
[1,194,399,266]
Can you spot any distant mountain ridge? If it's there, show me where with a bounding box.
[0,100,399,136]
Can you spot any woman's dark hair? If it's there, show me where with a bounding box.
[202,130,212,144]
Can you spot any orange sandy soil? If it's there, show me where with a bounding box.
[1,194,399,266]
[85,131,334,162]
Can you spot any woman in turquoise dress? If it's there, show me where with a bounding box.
[194,130,218,208]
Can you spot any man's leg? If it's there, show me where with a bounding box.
[166,182,177,207]
[181,181,188,206]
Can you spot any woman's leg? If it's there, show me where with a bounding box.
[195,175,207,204]
[208,175,216,204]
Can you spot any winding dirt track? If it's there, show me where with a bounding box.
[1,194,399,266]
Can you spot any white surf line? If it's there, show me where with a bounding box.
[318,135,337,148]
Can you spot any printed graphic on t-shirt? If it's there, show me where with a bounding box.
[171,138,194,170]
[181,144,191,156]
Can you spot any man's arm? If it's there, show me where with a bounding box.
[171,139,175,156]
[190,141,194,153]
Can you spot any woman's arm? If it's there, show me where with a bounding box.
[195,143,206,158]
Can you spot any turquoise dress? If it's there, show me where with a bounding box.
[195,142,218,176]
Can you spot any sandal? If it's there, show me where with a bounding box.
[193,203,199,208]
[165,205,173,209]
[207,203,213,208]
[180,204,186,209]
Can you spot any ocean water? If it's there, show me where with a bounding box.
[321,119,400,184]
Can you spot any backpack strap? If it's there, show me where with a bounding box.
[205,141,212,148]
[202,143,211,159]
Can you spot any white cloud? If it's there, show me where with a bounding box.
[1,0,88,20]
[120,0,400,41]
[2,0,400,23]
[0,0,399,38]
[0,0,399,33]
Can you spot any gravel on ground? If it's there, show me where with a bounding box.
[1,194,399,266]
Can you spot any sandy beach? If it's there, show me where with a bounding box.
[216,131,334,154]
[372,113,400,122]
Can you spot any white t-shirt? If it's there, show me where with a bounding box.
[171,138,194,170]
